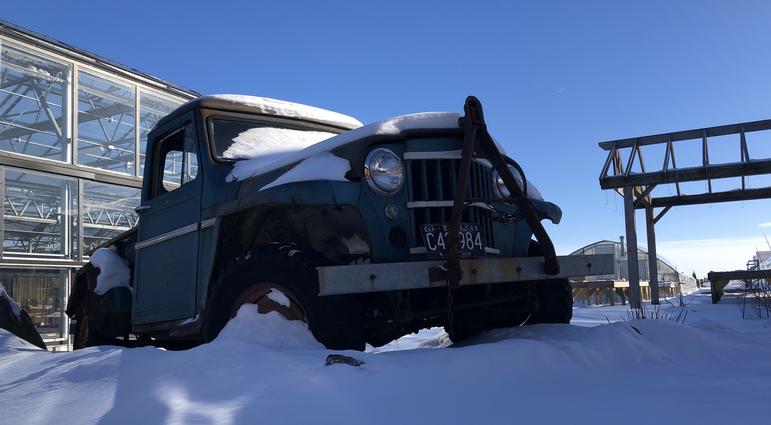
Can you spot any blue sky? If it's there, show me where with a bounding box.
[5,0,771,275]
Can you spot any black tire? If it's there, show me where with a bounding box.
[444,298,533,344]
[204,245,365,350]
[528,279,573,324]
[72,314,92,350]
[72,311,108,349]
[443,311,479,344]
[527,240,573,324]
[72,288,129,350]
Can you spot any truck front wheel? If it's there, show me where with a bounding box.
[204,245,365,350]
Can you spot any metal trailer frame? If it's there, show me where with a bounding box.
[599,118,771,308]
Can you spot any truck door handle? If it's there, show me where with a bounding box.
[135,205,151,213]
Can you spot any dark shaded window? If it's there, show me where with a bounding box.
[152,124,198,198]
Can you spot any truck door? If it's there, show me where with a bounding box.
[132,112,202,325]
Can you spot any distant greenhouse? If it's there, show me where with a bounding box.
[569,239,688,284]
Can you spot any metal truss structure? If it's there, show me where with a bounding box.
[3,172,137,256]
[0,39,184,176]
[0,44,70,162]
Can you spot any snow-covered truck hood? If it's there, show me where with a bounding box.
[227,112,460,182]
[228,111,545,202]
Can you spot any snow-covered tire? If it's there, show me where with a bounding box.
[204,245,365,350]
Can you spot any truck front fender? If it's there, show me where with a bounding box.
[215,181,372,268]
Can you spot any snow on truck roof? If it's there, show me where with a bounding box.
[200,94,364,130]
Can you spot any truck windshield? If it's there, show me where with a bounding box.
[210,119,336,161]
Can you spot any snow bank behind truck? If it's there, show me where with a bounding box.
[66,95,613,350]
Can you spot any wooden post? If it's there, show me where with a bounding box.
[624,187,643,309]
[645,205,661,304]
[585,283,591,306]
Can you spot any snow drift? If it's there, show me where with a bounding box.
[216,305,323,350]
[1,294,770,425]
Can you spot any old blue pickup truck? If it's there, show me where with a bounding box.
[66,95,611,350]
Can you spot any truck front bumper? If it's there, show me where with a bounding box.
[317,254,613,296]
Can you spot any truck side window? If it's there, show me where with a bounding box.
[154,124,199,197]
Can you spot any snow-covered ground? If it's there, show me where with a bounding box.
[2,293,770,425]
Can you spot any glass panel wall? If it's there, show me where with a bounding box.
[0,36,191,349]
[0,41,72,162]
[3,168,77,257]
[139,90,182,177]
[1,39,186,177]
[77,71,136,174]
[82,181,139,253]
[0,268,68,341]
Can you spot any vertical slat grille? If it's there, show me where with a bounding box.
[407,157,496,254]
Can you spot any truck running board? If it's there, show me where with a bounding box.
[317,254,613,296]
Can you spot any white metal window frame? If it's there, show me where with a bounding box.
[0,35,192,351]
[0,35,189,180]
[0,37,73,165]
[0,264,72,344]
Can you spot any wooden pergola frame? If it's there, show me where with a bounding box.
[599,118,771,308]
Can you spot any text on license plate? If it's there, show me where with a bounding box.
[420,223,484,259]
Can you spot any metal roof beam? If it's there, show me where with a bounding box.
[639,186,771,209]
[600,159,771,189]
[0,102,130,141]
[599,118,771,150]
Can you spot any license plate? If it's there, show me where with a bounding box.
[421,223,484,259]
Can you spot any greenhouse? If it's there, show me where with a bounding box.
[0,21,196,346]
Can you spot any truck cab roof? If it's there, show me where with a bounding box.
[161,94,363,132]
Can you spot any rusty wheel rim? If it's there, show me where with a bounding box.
[231,284,306,323]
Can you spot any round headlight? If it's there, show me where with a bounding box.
[491,169,511,199]
[364,148,404,195]
[491,167,543,201]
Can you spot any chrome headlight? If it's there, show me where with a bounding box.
[364,148,404,195]
[491,168,512,199]
[491,167,544,201]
